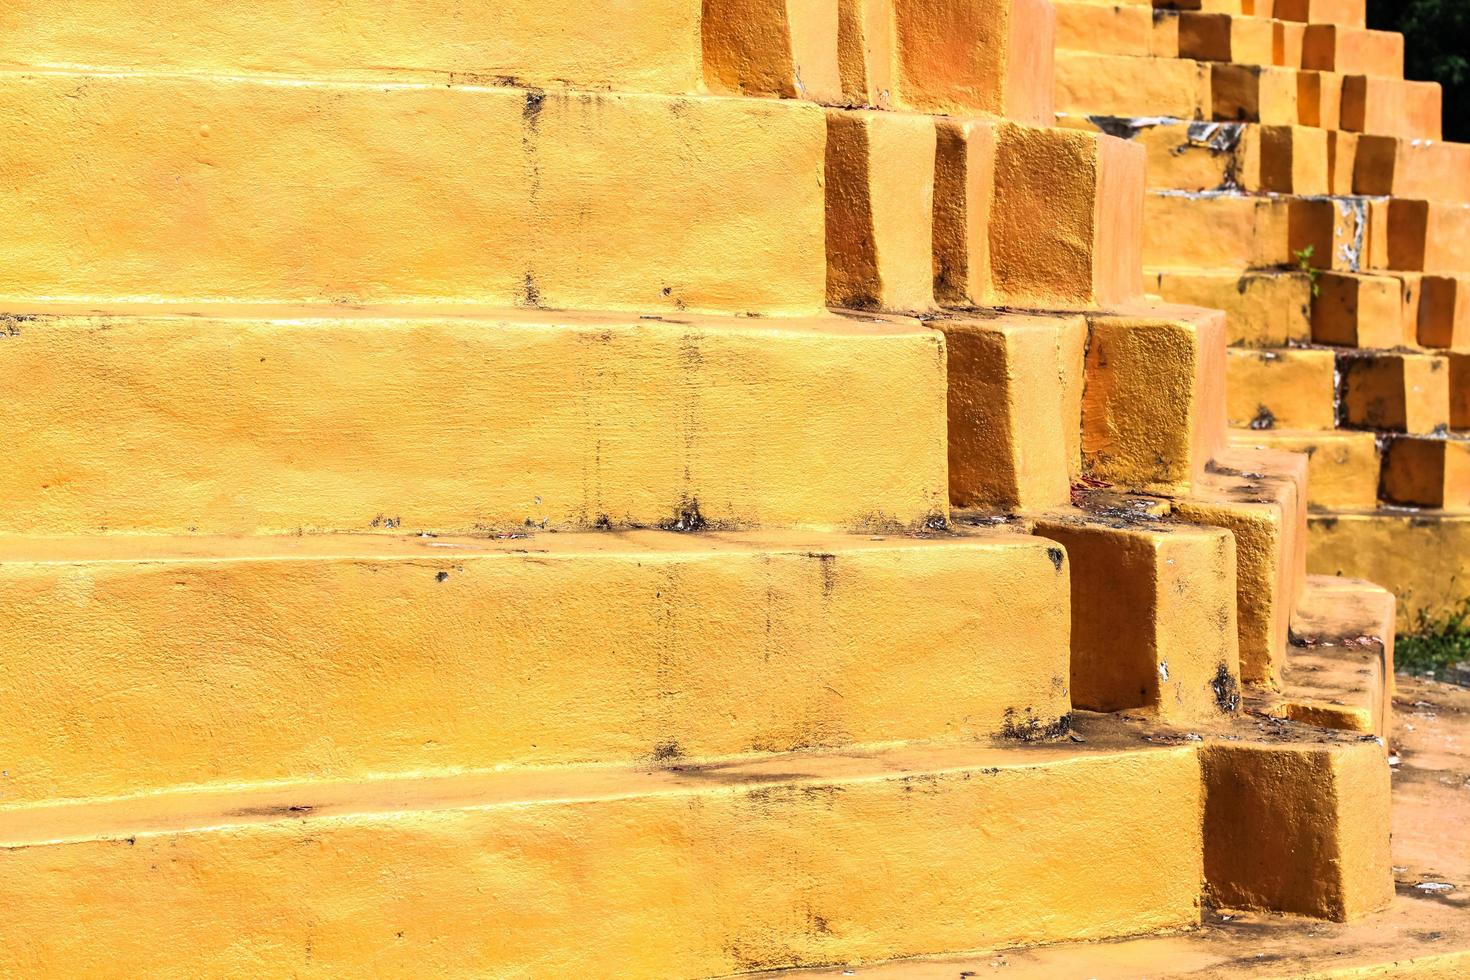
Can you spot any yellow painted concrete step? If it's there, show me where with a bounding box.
[0,1,706,93]
[1145,191,1368,273]
[1227,345,1340,431]
[0,735,1205,977]
[1232,428,1381,510]
[0,528,1072,805]
[1283,574,1396,738]
[1148,268,1313,348]
[0,305,948,535]
[1310,511,1470,632]
[0,71,825,315]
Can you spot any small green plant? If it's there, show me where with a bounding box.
[1397,599,1470,677]
[1293,244,1321,298]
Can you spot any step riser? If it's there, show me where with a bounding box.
[0,72,826,315]
[0,749,1205,977]
[1,1,704,93]
[0,311,948,534]
[0,534,1069,804]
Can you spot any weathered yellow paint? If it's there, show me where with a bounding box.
[1340,351,1451,434]
[0,71,826,315]
[1213,64,1300,125]
[703,0,843,103]
[1033,514,1241,723]
[1259,125,1330,195]
[0,306,949,535]
[1054,51,1210,119]
[1310,512,1470,632]
[0,529,1070,804]
[938,312,1086,511]
[825,109,937,312]
[1417,275,1470,349]
[1284,575,1396,740]
[1145,193,1292,271]
[989,123,1144,310]
[1148,269,1312,348]
[1227,347,1339,431]
[1387,199,1470,274]
[932,117,996,306]
[1381,436,1470,509]
[0,0,706,93]
[0,739,1205,977]
[1231,430,1382,511]
[1202,738,1392,922]
[1314,272,1409,349]
[1082,305,1228,496]
[1176,447,1309,688]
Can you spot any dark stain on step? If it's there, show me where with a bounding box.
[1213,663,1241,712]
[1046,547,1065,572]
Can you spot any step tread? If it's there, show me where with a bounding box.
[0,718,1189,848]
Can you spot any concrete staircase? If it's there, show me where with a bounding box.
[0,1,1454,976]
[1053,0,1470,631]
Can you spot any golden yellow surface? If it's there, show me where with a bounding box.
[1149,270,1312,348]
[1033,515,1241,724]
[1310,512,1470,631]
[1146,193,1292,271]
[932,117,996,306]
[0,0,705,92]
[0,739,1205,977]
[1227,347,1339,431]
[825,109,938,311]
[1381,436,1470,509]
[703,0,843,102]
[1176,450,1309,687]
[1259,124,1330,195]
[0,71,826,315]
[1082,304,1228,496]
[940,312,1086,511]
[1284,574,1396,739]
[1054,51,1211,119]
[1339,352,1451,434]
[1231,429,1382,511]
[1313,272,1408,348]
[1213,64,1300,126]
[0,529,1071,804]
[0,306,949,535]
[1202,739,1393,921]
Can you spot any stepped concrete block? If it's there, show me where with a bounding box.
[1145,192,1292,270]
[703,0,844,102]
[0,306,949,536]
[1310,511,1470,631]
[1176,447,1309,687]
[0,0,706,93]
[1147,269,1311,347]
[1259,124,1329,195]
[990,123,1145,310]
[1055,51,1211,119]
[939,312,1087,511]
[1082,305,1229,495]
[1326,130,1358,194]
[0,530,1070,804]
[1338,351,1451,434]
[1274,0,1366,29]
[1302,26,1404,77]
[1311,271,1406,348]
[837,0,896,106]
[932,118,996,306]
[1387,200,1470,275]
[1295,68,1343,128]
[1230,429,1381,510]
[825,109,938,312]
[1033,515,1241,723]
[0,739,1204,976]
[0,72,827,316]
[1226,347,1338,431]
[1213,64,1298,124]
[1074,117,1257,195]
[1202,737,1391,921]
[1289,196,1370,273]
[1418,275,1470,350]
[1454,351,1470,429]
[1365,195,1394,269]
[1381,436,1470,509]
[888,0,1056,123]
[1180,12,1273,66]
[1283,575,1395,739]
[1354,136,1470,204]
[1341,76,1442,141]
[1396,270,1428,343]
[1053,1,1155,57]
[1273,19,1307,68]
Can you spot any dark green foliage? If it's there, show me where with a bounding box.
[1397,599,1470,677]
[1367,0,1470,141]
